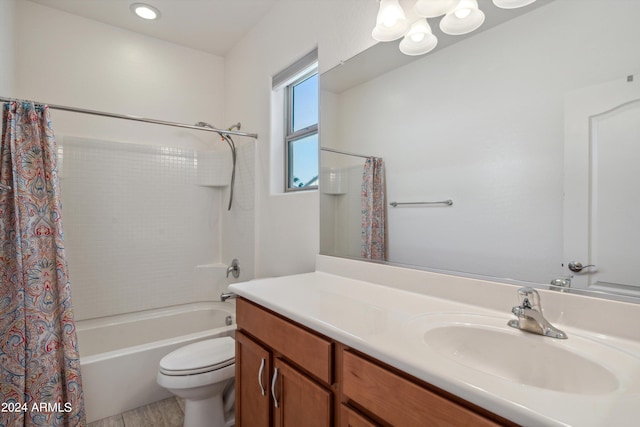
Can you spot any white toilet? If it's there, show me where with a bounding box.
[157,336,235,427]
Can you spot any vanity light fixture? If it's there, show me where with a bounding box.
[372,0,411,41]
[440,0,485,35]
[399,19,438,55]
[373,0,537,56]
[130,3,161,20]
[414,0,458,17]
[492,0,537,8]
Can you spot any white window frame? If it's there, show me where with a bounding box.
[284,69,318,192]
[272,48,318,193]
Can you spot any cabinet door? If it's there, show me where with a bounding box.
[236,331,271,427]
[273,358,332,427]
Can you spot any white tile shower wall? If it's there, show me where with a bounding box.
[221,141,256,282]
[197,151,231,187]
[60,137,226,321]
[319,163,363,259]
[338,165,366,257]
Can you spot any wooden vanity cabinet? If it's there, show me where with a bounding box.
[236,297,514,427]
[235,298,333,427]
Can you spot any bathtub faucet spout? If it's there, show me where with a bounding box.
[220,292,237,302]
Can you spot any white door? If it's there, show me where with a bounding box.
[564,73,640,295]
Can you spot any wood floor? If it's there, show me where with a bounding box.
[87,397,185,427]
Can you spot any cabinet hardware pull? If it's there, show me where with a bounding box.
[258,357,267,396]
[271,367,279,408]
[258,358,266,396]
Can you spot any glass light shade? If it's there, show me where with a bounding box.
[372,0,410,42]
[493,0,537,9]
[414,0,457,18]
[399,19,438,56]
[440,0,485,35]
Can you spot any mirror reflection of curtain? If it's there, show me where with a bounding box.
[0,101,86,426]
[361,157,387,261]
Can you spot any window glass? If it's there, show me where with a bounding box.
[288,133,318,188]
[292,74,318,133]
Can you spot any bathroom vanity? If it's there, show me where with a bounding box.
[235,297,511,426]
[230,256,640,427]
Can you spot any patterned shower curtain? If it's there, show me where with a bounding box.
[361,157,387,261]
[0,102,85,427]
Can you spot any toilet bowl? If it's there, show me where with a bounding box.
[157,336,235,427]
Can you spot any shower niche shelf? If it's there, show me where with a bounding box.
[319,166,349,195]
[197,150,231,187]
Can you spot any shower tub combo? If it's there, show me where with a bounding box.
[77,301,235,423]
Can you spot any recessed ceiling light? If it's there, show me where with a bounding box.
[130,3,161,20]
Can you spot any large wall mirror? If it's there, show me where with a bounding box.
[319,0,640,301]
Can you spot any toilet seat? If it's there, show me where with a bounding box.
[159,337,235,376]
[157,336,236,427]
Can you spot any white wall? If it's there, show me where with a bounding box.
[0,0,15,96]
[224,0,378,278]
[322,0,640,284]
[14,0,224,150]
[10,1,245,319]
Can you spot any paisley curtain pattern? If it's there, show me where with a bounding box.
[0,102,85,426]
[361,157,387,261]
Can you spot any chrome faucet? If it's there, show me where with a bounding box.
[508,287,567,339]
[220,292,237,302]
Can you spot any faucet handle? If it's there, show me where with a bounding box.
[516,287,541,310]
[226,259,240,279]
[510,287,567,339]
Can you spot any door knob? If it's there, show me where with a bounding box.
[568,261,595,273]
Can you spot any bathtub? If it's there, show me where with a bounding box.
[77,301,236,423]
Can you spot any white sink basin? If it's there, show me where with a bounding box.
[403,313,639,395]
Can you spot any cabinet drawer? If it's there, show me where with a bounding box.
[342,350,500,427]
[340,404,381,427]
[237,298,333,384]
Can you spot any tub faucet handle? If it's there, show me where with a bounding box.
[226,259,240,279]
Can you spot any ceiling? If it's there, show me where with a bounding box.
[26,0,278,56]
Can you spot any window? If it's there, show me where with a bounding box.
[272,49,319,192]
[285,71,318,191]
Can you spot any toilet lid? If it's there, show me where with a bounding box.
[159,337,235,375]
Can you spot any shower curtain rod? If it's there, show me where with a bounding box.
[320,146,371,159]
[0,96,258,139]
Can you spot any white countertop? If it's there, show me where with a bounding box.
[230,266,640,427]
